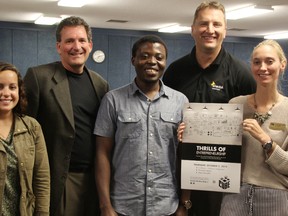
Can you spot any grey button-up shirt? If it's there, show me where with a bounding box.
[94,80,188,216]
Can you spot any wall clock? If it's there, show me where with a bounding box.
[93,50,105,63]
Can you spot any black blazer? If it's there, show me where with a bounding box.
[24,62,109,215]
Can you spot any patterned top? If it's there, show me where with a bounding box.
[1,129,20,216]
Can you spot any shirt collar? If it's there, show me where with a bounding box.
[129,79,170,99]
[190,46,225,66]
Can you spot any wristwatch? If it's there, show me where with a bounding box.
[182,200,192,210]
[262,139,273,152]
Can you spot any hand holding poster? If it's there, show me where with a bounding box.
[181,103,243,193]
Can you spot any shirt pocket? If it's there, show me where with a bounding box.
[159,112,181,139]
[16,135,35,171]
[117,112,144,139]
[24,146,35,170]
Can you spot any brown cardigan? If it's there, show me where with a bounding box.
[0,115,50,215]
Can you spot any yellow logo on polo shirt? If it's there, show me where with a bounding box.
[211,81,224,91]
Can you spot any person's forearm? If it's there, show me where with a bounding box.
[180,189,191,203]
[95,155,113,209]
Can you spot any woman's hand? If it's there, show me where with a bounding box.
[177,122,186,142]
[242,118,270,145]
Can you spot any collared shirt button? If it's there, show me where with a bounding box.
[150,133,153,136]
[148,169,152,173]
[20,162,24,167]
[149,151,153,155]
[171,118,174,121]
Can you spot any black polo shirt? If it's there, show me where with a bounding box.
[162,46,256,103]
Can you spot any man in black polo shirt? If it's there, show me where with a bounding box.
[162,1,256,216]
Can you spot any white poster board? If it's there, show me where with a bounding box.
[181,103,243,193]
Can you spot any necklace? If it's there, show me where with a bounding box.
[253,94,276,125]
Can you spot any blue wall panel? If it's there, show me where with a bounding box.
[0,29,13,64]
[278,40,288,95]
[38,30,59,65]
[1,21,288,95]
[233,42,258,65]
[222,42,234,54]
[171,38,194,60]
[108,35,131,89]
[13,30,38,76]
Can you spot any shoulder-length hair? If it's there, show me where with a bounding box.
[0,62,27,115]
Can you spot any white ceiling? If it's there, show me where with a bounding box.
[0,0,287,38]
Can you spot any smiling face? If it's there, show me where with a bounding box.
[56,25,93,74]
[192,7,226,54]
[0,70,19,115]
[251,44,286,87]
[132,42,166,85]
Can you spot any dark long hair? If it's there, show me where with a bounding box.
[0,62,27,115]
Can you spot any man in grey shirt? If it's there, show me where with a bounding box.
[94,35,189,216]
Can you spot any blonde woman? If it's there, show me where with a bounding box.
[219,40,288,216]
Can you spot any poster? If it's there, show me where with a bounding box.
[181,103,243,193]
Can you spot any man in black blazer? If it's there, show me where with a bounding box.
[24,16,109,216]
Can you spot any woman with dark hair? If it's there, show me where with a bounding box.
[0,62,50,215]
